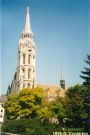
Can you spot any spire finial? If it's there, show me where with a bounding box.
[27,6,29,13]
[61,65,64,80]
[60,65,65,89]
[24,6,32,33]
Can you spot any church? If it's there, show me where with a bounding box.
[7,7,65,98]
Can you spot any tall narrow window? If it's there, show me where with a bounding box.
[23,54,25,64]
[28,69,31,79]
[23,83,25,88]
[22,68,25,79]
[28,55,30,64]
[0,115,2,118]
[28,83,30,87]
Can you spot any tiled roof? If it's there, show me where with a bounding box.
[38,84,66,101]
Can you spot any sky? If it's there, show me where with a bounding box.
[1,0,90,95]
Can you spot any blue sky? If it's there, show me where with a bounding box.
[1,0,90,94]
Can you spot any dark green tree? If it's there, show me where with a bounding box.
[65,85,87,128]
[50,97,65,125]
[80,54,90,116]
[80,54,90,86]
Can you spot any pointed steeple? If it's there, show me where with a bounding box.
[60,65,65,89]
[61,65,64,80]
[24,7,32,33]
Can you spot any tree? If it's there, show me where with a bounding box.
[80,54,90,116]
[50,97,65,125]
[5,87,51,120]
[65,85,88,128]
[5,94,20,119]
[80,54,90,86]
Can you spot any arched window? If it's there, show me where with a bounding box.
[33,55,35,59]
[28,69,31,79]
[23,83,25,88]
[23,54,25,64]
[22,68,25,79]
[28,83,30,87]
[28,55,31,64]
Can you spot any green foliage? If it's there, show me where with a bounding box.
[65,84,88,128]
[50,98,65,125]
[82,85,90,115]
[4,85,89,130]
[5,87,50,120]
[80,54,90,115]
[1,119,60,135]
[80,54,90,86]
[5,94,20,119]
[1,119,85,135]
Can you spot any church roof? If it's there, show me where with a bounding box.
[38,84,66,101]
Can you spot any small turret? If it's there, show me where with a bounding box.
[60,65,65,89]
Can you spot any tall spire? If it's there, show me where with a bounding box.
[61,65,64,80]
[60,65,65,89]
[24,7,32,33]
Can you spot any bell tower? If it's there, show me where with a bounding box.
[16,7,36,91]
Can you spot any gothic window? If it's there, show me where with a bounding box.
[23,83,25,88]
[0,115,2,118]
[28,69,31,79]
[23,54,25,64]
[2,104,4,107]
[28,55,31,64]
[22,68,25,79]
[28,83,30,87]
[29,49,32,52]
[33,55,35,59]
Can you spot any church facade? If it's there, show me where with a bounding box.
[9,7,36,93]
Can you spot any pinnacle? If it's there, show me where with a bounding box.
[24,7,32,34]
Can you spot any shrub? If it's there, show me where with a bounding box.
[1,119,85,135]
